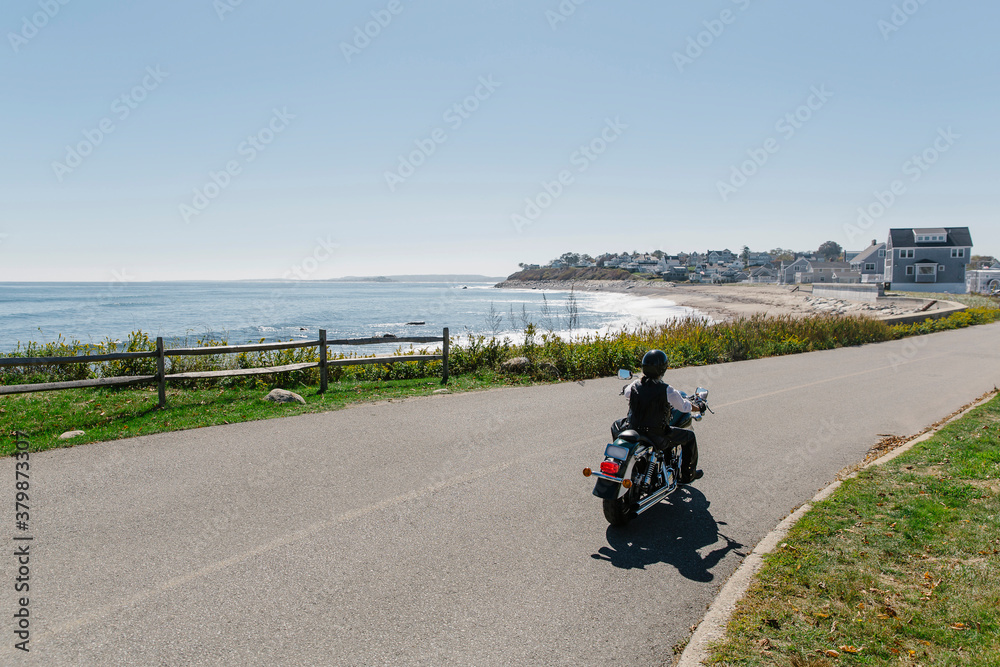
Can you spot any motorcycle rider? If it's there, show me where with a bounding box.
[623,349,704,484]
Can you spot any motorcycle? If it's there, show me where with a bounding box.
[584,369,711,526]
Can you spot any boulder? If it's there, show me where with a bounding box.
[538,362,561,379]
[59,430,86,440]
[501,356,531,373]
[264,389,306,405]
[433,389,450,394]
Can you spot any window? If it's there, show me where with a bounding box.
[865,263,876,271]
[939,265,945,272]
[951,248,965,258]
[899,249,914,259]
[878,249,885,257]
[906,266,914,275]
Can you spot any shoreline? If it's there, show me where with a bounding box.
[495,280,947,321]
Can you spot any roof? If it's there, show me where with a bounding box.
[810,261,853,270]
[889,227,973,248]
[851,243,885,264]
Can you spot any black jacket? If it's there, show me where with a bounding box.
[627,378,671,438]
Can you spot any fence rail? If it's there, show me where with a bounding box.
[0,328,449,407]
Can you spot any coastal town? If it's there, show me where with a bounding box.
[516,226,1000,295]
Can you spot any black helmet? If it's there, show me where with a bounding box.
[641,349,668,380]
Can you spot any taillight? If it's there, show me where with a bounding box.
[600,461,620,475]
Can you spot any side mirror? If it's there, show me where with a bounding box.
[695,388,709,401]
[618,369,633,381]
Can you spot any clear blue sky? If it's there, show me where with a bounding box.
[2,0,997,281]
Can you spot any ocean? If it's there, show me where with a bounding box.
[0,281,696,354]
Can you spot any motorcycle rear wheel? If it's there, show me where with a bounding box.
[602,493,633,526]
[602,458,645,526]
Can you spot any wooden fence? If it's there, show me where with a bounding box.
[0,328,449,408]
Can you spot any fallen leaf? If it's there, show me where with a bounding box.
[950,622,967,630]
[824,649,840,658]
[839,645,863,654]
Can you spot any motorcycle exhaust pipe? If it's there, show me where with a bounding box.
[635,482,675,515]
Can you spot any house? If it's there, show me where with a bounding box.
[967,269,1000,294]
[885,227,973,293]
[706,249,736,265]
[849,240,887,284]
[780,258,856,284]
[807,261,855,283]
[780,258,811,284]
[747,252,772,267]
[747,265,778,284]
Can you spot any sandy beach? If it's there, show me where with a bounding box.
[495,280,944,322]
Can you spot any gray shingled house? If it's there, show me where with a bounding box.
[885,227,973,293]
[849,239,887,284]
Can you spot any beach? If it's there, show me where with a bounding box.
[494,280,941,321]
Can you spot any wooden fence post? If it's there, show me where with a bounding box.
[156,337,166,408]
[441,327,449,385]
[319,329,328,394]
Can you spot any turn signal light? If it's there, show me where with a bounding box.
[600,461,620,475]
[622,479,632,489]
[583,467,592,477]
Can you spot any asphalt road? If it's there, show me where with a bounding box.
[3,323,999,665]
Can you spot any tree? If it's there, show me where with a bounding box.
[559,252,581,266]
[769,248,795,263]
[969,255,998,270]
[740,245,750,265]
[816,241,843,261]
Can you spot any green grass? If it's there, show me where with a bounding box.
[707,394,1000,666]
[0,371,517,456]
[894,291,1000,310]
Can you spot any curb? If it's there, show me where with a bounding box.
[677,390,998,666]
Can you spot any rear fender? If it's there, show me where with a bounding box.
[616,443,649,499]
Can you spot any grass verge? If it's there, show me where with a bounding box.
[0,371,518,457]
[707,393,1000,666]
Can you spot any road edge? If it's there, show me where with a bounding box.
[676,389,999,666]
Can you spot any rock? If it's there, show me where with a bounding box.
[501,356,532,373]
[59,430,85,440]
[405,321,425,326]
[433,389,450,394]
[381,333,397,338]
[264,389,306,404]
[538,362,561,379]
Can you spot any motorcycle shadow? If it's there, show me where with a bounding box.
[591,486,744,582]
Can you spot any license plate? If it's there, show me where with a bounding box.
[604,444,629,461]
